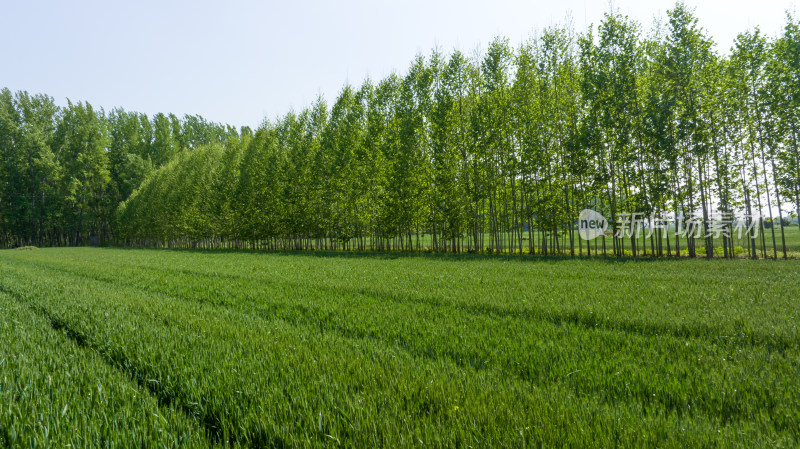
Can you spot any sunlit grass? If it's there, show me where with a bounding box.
[0,248,798,447]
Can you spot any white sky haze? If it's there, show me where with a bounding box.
[2,0,798,128]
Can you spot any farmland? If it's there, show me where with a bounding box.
[0,247,798,447]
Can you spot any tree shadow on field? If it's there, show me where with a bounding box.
[105,245,701,265]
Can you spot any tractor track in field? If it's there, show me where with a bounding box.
[0,281,259,447]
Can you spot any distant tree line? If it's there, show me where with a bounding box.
[0,93,243,246]
[5,4,800,258]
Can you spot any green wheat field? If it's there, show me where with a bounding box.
[0,247,798,448]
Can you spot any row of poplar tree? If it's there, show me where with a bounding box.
[6,5,800,257]
[0,93,242,247]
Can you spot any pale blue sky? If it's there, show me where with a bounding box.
[2,0,797,129]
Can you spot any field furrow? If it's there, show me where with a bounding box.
[0,291,211,448]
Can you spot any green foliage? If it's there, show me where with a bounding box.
[4,3,800,259]
[0,93,240,247]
